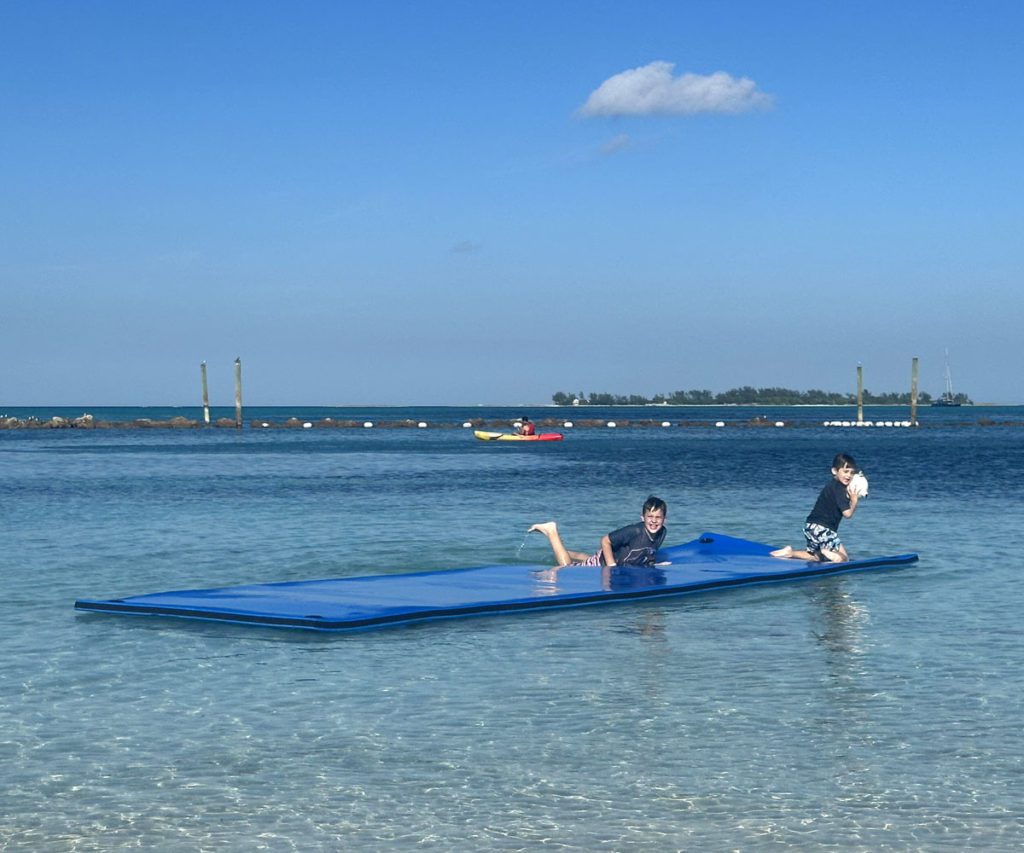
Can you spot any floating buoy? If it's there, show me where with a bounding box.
[261,422,269,428]
[563,421,573,428]
[716,421,726,428]
[462,422,472,428]
[661,421,671,427]
[417,422,427,428]
[775,421,785,427]
[607,421,617,428]
[363,421,373,428]
[302,422,313,429]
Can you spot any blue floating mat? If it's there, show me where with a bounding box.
[74,532,918,633]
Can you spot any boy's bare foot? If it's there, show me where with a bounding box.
[528,521,558,536]
[770,545,794,558]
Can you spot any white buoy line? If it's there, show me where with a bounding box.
[255,418,918,430]
[823,420,915,428]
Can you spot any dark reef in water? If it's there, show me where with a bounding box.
[2,414,207,429]
[3,414,1022,430]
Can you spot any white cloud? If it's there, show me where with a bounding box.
[579,60,773,117]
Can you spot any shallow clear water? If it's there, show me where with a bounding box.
[3,407,1023,850]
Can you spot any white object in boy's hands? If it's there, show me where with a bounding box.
[850,471,869,498]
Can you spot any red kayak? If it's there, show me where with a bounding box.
[474,430,563,442]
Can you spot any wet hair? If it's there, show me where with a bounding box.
[643,495,667,516]
[832,452,858,472]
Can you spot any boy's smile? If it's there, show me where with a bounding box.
[642,510,666,535]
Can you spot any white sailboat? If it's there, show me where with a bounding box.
[931,350,961,407]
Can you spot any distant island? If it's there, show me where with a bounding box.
[551,387,973,406]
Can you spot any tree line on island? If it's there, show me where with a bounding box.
[551,387,972,406]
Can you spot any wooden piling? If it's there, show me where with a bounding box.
[200,361,211,425]
[234,357,243,429]
[911,357,919,426]
[856,364,864,424]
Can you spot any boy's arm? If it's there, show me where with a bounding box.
[600,534,616,566]
[843,490,859,518]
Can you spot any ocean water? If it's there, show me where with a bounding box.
[3,406,1023,851]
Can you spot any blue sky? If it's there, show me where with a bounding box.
[3,1,1022,405]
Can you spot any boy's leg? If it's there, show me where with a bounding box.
[771,545,819,560]
[528,521,574,567]
[789,523,847,563]
[820,544,849,563]
[815,527,848,563]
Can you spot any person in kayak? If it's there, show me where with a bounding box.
[528,496,667,568]
[770,452,861,563]
[516,416,536,436]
